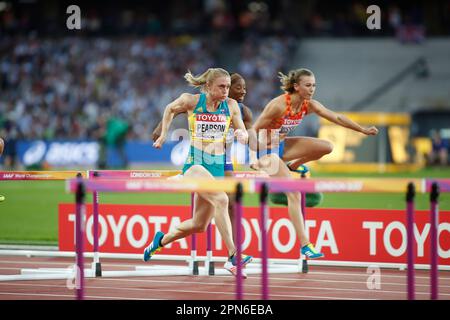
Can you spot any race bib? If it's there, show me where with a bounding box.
[194,113,229,141]
[279,117,304,134]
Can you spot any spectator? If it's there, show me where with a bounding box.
[0,33,296,146]
[89,112,108,169]
[105,114,130,169]
[237,35,296,112]
[428,130,449,166]
[0,35,217,142]
[0,118,19,169]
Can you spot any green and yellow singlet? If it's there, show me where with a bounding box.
[182,93,232,177]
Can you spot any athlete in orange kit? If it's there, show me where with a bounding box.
[249,68,379,259]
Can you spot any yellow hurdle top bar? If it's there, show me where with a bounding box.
[0,171,88,180]
[66,177,435,194]
[3,170,446,193]
[67,177,256,193]
[89,170,182,179]
[0,170,299,180]
[319,112,410,126]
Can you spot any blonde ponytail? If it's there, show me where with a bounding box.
[184,68,230,92]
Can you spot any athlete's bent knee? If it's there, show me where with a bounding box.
[286,192,301,203]
[323,141,333,155]
[193,221,209,233]
[258,154,281,175]
[215,193,229,209]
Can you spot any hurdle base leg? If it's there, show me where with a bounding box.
[298,254,308,273]
[192,261,199,275]
[92,262,102,277]
[302,259,309,273]
[205,251,214,275]
[208,261,215,275]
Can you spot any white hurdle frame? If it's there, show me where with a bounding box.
[82,170,303,279]
[1,248,448,282]
[1,170,286,281]
[3,172,448,284]
[0,170,205,281]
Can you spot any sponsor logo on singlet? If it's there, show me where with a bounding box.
[194,113,228,140]
[279,115,305,134]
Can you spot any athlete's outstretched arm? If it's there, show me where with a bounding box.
[248,98,284,154]
[153,93,196,148]
[247,99,284,168]
[251,98,283,132]
[152,110,186,142]
[309,100,379,136]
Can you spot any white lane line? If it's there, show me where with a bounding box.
[0,260,184,269]
[2,269,447,291]
[262,276,450,288]
[1,259,447,280]
[7,279,448,298]
[278,271,450,281]
[0,261,74,266]
[91,278,448,296]
[93,275,450,290]
[1,259,449,281]
[0,282,375,300]
[0,292,152,300]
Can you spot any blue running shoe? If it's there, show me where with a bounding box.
[143,231,165,262]
[224,254,253,278]
[287,163,309,176]
[301,243,324,259]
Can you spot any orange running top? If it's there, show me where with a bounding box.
[267,93,309,134]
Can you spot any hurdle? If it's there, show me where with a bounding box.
[249,177,450,301]
[88,170,295,279]
[300,171,309,273]
[203,169,306,277]
[0,169,201,281]
[430,182,439,300]
[87,169,305,279]
[87,169,205,279]
[68,176,304,300]
[2,171,449,301]
[405,180,446,300]
[67,175,250,299]
[0,171,93,281]
[67,176,450,300]
[87,169,198,279]
[0,169,300,282]
[0,171,88,180]
[0,169,303,268]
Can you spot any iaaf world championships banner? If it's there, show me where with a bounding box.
[58,204,450,265]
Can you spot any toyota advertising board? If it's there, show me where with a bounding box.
[59,204,450,266]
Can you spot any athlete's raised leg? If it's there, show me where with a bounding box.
[161,165,235,253]
[256,154,309,246]
[225,169,237,242]
[282,136,333,168]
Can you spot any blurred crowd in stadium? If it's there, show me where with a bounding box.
[0,34,294,141]
[1,0,449,168]
[1,0,443,39]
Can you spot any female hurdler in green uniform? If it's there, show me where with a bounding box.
[144,68,252,275]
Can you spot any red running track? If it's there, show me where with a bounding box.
[0,256,449,300]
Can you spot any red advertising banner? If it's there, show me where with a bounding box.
[58,204,450,265]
